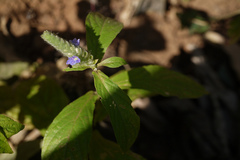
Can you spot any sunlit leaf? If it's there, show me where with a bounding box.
[93,70,140,150]
[97,57,127,68]
[41,91,98,160]
[86,12,123,62]
[0,114,24,153]
[111,65,207,99]
[0,62,28,80]
[127,89,156,101]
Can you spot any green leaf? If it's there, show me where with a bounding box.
[89,131,146,160]
[86,12,123,62]
[0,62,28,80]
[0,133,12,153]
[14,75,69,134]
[41,91,98,160]
[111,65,208,99]
[63,59,98,72]
[127,89,156,101]
[63,66,90,72]
[97,57,127,68]
[92,70,140,151]
[0,114,24,153]
[0,115,24,138]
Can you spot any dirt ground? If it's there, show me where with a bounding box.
[0,0,240,66]
[1,0,240,159]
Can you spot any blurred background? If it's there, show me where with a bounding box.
[1,0,240,159]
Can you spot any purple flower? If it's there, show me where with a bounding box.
[70,38,80,47]
[66,56,81,65]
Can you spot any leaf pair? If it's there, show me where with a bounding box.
[41,90,141,160]
[41,71,141,159]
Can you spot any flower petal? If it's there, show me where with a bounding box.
[66,56,81,65]
[70,38,80,47]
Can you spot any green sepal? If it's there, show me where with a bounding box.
[64,59,98,72]
[41,31,95,67]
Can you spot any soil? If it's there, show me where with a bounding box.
[1,0,240,160]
